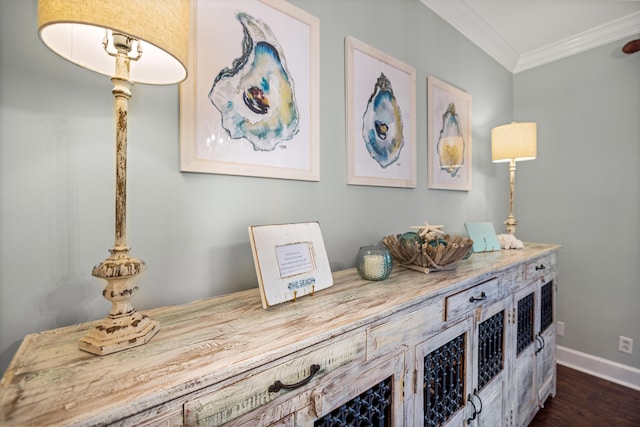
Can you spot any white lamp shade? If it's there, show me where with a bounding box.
[491,122,537,163]
[38,0,190,85]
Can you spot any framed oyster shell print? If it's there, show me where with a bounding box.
[180,0,320,181]
[427,76,472,191]
[345,36,417,188]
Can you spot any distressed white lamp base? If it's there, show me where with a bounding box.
[79,247,159,355]
[79,309,159,356]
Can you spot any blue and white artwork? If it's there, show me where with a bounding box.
[361,73,405,168]
[209,12,299,152]
[346,36,416,188]
[180,0,319,181]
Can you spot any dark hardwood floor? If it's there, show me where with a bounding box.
[529,364,640,427]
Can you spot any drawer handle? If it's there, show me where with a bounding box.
[268,364,321,393]
[535,264,547,271]
[469,292,486,303]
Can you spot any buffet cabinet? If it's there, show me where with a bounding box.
[0,243,559,426]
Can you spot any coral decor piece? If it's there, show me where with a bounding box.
[383,221,473,273]
[497,233,524,249]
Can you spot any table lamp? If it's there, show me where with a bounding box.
[38,0,190,355]
[491,122,537,236]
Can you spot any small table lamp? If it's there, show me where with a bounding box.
[491,122,537,236]
[38,0,190,355]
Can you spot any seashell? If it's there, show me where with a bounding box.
[209,12,299,151]
[361,73,404,168]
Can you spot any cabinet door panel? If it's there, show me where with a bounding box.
[513,287,537,427]
[415,318,473,427]
[536,280,556,405]
[473,297,509,427]
[297,353,404,426]
[476,379,505,427]
[514,346,536,427]
[513,275,557,426]
[537,326,556,405]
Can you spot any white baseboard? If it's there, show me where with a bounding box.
[557,345,640,391]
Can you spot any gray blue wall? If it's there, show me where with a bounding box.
[514,38,640,368]
[1,0,637,377]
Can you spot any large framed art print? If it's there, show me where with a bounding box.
[346,36,417,188]
[180,0,320,181]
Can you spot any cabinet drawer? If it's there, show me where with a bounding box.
[444,278,500,321]
[524,253,557,282]
[367,301,443,360]
[184,333,366,426]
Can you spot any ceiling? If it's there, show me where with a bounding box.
[420,0,640,73]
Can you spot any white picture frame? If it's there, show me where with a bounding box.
[345,36,417,188]
[248,222,333,308]
[180,0,320,181]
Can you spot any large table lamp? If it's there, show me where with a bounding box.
[491,122,537,236]
[37,0,190,355]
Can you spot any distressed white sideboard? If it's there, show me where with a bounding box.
[0,242,559,426]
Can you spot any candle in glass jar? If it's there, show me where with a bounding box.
[363,254,384,278]
[356,246,392,281]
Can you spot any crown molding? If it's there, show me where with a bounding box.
[514,11,640,73]
[420,0,519,72]
[420,0,640,74]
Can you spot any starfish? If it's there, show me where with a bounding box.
[410,221,445,239]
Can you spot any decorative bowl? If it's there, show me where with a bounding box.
[382,233,473,273]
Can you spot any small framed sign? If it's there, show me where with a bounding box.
[248,222,333,308]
